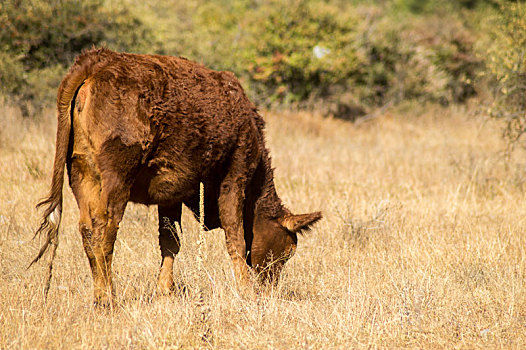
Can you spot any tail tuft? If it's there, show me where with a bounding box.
[29,203,62,268]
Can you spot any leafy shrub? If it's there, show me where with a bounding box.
[155,0,247,71]
[235,1,479,115]
[0,51,25,97]
[0,0,153,115]
[485,2,526,146]
[372,14,480,104]
[237,0,366,107]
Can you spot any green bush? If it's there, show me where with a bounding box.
[370,14,480,104]
[0,51,25,97]
[0,0,154,115]
[232,1,479,116]
[237,0,366,107]
[157,0,247,71]
[485,2,526,146]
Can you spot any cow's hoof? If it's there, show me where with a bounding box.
[93,295,115,310]
[157,281,188,298]
[156,284,175,296]
[156,277,176,296]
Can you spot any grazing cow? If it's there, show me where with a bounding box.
[33,48,321,306]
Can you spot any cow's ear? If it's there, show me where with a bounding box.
[278,211,322,233]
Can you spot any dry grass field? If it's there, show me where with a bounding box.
[1,102,526,349]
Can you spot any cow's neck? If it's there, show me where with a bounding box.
[252,151,287,221]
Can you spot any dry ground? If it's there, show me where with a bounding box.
[1,102,526,349]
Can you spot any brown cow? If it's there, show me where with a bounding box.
[33,48,321,306]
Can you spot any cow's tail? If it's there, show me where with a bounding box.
[30,47,116,296]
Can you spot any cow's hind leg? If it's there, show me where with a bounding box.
[89,177,128,307]
[157,204,182,294]
[70,157,130,307]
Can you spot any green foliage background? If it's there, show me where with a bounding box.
[0,0,524,124]
[484,1,526,146]
[0,0,153,115]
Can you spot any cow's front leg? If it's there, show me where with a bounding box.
[157,204,182,294]
[219,180,251,289]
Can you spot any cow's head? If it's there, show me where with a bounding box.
[250,211,322,283]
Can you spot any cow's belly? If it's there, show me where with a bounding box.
[129,165,223,229]
[129,164,198,206]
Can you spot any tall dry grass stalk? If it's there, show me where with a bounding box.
[1,101,526,348]
[196,182,206,272]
